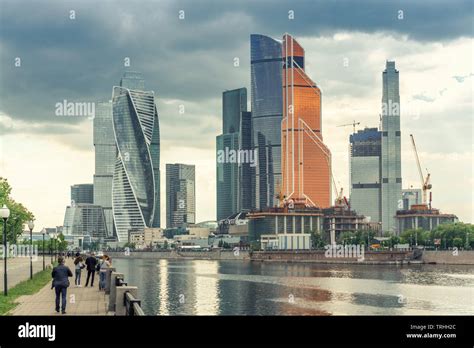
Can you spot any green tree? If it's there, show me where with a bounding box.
[339,232,355,245]
[123,242,136,250]
[358,230,377,247]
[389,235,400,247]
[0,177,35,243]
[310,230,325,249]
[453,237,463,248]
[249,240,260,251]
[56,233,68,252]
[400,228,425,246]
[431,223,474,249]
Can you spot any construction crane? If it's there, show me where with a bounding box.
[410,134,432,207]
[332,176,348,208]
[337,120,361,133]
[275,181,286,207]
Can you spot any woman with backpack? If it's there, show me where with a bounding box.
[73,255,85,287]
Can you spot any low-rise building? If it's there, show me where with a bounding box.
[395,206,458,235]
[248,203,373,248]
[174,235,210,249]
[195,221,218,233]
[248,206,324,244]
[128,228,164,249]
[144,228,163,245]
[187,226,211,238]
[260,233,311,250]
[217,211,249,236]
[163,227,188,239]
[323,206,374,244]
[209,234,242,248]
[129,230,146,248]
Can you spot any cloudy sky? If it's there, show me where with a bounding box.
[0,0,472,230]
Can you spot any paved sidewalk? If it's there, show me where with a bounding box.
[0,257,46,292]
[10,260,109,315]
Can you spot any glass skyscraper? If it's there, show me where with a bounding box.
[118,72,160,228]
[216,88,252,221]
[166,164,195,228]
[349,128,382,223]
[71,184,94,204]
[63,204,107,238]
[250,34,283,209]
[381,61,402,232]
[239,110,252,211]
[93,101,115,237]
[281,34,332,208]
[112,72,161,242]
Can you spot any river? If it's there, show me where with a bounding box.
[113,258,474,315]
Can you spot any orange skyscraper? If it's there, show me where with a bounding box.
[281,34,332,208]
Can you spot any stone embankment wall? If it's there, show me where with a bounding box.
[421,250,474,265]
[107,250,474,265]
[107,250,250,260]
[250,250,412,264]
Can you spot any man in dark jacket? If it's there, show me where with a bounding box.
[85,252,97,287]
[51,256,73,314]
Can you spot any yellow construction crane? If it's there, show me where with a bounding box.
[332,176,348,207]
[337,120,361,133]
[410,134,432,206]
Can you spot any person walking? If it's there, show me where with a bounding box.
[84,252,97,287]
[98,255,111,291]
[51,256,73,314]
[73,255,85,287]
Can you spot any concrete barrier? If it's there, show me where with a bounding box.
[115,286,138,316]
[105,267,116,294]
[108,272,123,312]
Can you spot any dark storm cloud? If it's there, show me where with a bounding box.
[0,0,472,127]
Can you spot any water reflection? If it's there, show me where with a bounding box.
[113,259,474,316]
[158,259,169,315]
[193,261,220,315]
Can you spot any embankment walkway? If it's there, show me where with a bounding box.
[10,260,108,315]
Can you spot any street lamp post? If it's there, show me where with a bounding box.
[1,204,11,296]
[41,228,46,270]
[28,220,34,279]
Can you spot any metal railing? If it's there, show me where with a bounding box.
[115,276,127,287]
